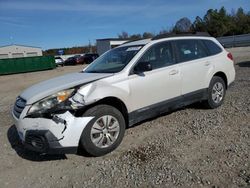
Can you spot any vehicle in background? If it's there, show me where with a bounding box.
[64,55,81,65]
[75,53,99,64]
[82,53,99,64]
[54,57,64,66]
[63,54,99,65]
[75,56,84,64]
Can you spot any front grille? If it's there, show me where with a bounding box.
[13,97,26,118]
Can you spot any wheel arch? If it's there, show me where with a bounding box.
[97,97,129,126]
[76,96,129,127]
[212,71,228,89]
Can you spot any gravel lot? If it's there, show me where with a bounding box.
[0,47,249,188]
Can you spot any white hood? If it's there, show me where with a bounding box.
[20,72,112,104]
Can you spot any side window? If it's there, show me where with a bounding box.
[138,42,175,70]
[202,40,222,55]
[175,40,208,62]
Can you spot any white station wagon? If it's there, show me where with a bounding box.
[12,33,235,156]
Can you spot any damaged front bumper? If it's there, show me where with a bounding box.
[12,107,93,154]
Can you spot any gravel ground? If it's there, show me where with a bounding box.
[0,48,249,188]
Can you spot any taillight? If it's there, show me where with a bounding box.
[227,52,233,61]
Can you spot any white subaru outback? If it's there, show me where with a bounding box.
[12,33,235,156]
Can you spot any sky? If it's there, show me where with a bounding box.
[0,0,249,50]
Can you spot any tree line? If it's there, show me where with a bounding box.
[43,45,96,56]
[44,7,249,55]
[118,7,250,40]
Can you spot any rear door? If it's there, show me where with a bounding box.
[174,39,212,97]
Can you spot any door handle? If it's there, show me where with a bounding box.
[169,69,179,75]
[204,61,211,66]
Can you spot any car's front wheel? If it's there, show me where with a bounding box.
[79,105,125,156]
[204,76,226,109]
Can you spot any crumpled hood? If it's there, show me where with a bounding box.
[20,72,112,104]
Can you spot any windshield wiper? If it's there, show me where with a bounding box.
[84,70,101,73]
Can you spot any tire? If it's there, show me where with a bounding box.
[204,76,226,109]
[79,105,126,156]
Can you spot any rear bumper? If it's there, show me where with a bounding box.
[55,62,64,66]
[227,67,236,87]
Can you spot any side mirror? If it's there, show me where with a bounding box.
[134,61,152,73]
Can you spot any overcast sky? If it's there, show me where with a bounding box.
[0,0,249,49]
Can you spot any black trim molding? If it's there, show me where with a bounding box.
[128,88,208,126]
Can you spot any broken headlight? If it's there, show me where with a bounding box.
[28,89,75,115]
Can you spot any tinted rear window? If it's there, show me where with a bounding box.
[175,39,208,62]
[202,40,222,55]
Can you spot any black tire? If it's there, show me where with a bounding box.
[79,105,126,157]
[204,76,226,109]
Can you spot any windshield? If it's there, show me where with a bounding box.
[84,46,143,73]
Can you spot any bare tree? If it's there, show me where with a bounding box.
[174,17,192,32]
[118,31,129,39]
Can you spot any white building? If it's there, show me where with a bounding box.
[96,38,128,55]
[0,44,43,59]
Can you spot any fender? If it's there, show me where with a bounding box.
[73,78,131,112]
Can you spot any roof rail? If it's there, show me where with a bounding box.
[152,32,211,40]
[122,38,150,45]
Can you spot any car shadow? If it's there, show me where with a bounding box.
[7,125,67,161]
[186,102,208,109]
[237,61,250,67]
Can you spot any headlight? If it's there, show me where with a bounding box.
[28,89,75,114]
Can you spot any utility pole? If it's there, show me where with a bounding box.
[89,40,92,53]
[10,36,13,45]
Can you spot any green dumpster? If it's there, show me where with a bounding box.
[0,56,56,75]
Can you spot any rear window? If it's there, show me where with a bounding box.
[175,39,208,62]
[202,40,222,55]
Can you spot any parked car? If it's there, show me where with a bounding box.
[75,54,99,64]
[12,33,235,157]
[54,57,64,66]
[83,53,99,64]
[64,55,81,65]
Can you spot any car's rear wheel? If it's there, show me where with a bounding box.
[204,76,226,109]
[79,105,125,156]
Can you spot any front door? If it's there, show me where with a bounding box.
[128,41,182,120]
